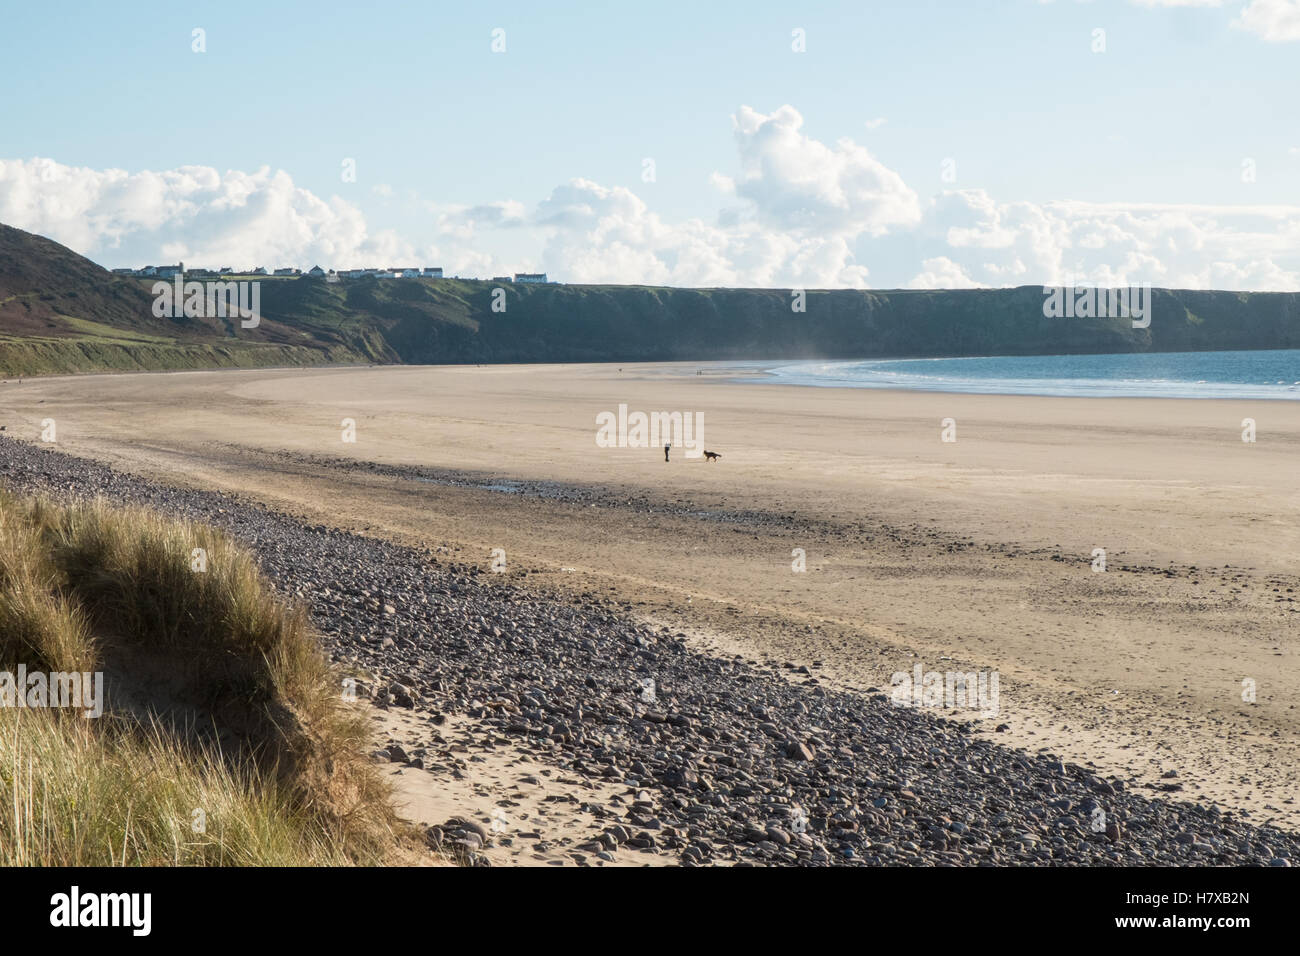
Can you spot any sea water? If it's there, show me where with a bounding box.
[759,350,1300,400]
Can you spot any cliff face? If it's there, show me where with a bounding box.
[3,222,1299,375]
[387,283,1300,362]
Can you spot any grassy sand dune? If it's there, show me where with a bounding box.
[0,492,405,865]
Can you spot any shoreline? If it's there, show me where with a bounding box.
[5,343,1300,402]
[750,352,1300,401]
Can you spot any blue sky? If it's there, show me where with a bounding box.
[2,0,1298,288]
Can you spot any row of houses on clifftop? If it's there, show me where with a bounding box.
[112,264,551,282]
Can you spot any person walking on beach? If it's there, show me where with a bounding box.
[664,443,671,462]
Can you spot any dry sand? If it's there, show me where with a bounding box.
[375,708,670,867]
[4,362,1297,832]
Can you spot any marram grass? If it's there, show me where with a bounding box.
[0,491,407,866]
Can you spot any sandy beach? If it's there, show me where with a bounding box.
[4,361,1297,829]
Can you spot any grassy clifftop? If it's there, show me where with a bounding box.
[3,222,1299,376]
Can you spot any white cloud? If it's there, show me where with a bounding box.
[1131,0,1300,42]
[1130,0,1300,44]
[722,105,920,238]
[431,200,528,249]
[921,189,1300,290]
[1233,0,1300,40]
[907,257,986,289]
[523,177,872,287]
[0,158,412,269]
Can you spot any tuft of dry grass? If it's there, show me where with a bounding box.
[0,491,410,866]
[0,497,96,673]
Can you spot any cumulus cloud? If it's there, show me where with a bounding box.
[0,158,412,269]
[907,257,986,289]
[456,200,528,228]
[722,105,920,238]
[1130,0,1300,43]
[522,177,873,287]
[921,189,1300,290]
[1232,0,1300,40]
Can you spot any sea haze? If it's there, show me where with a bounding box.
[760,350,1300,400]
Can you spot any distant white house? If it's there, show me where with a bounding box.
[251,267,268,276]
[396,267,421,278]
[424,267,443,278]
[155,263,183,278]
[307,265,327,277]
[514,272,547,284]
